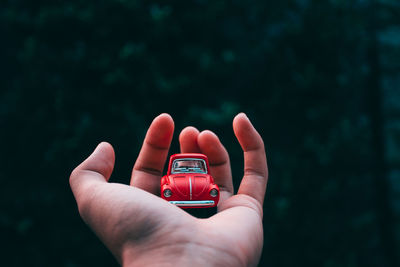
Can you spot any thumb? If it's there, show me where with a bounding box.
[69,142,115,204]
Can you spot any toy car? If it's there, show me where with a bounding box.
[161,153,220,208]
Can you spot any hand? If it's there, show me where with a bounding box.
[69,113,268,267]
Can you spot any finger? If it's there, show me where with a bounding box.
[131,113,174,194]
[69,142,115,206]
[197,130,233,203]
[179,126,201,153]
[233,113,268,205]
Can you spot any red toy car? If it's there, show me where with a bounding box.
[161,153,220,208]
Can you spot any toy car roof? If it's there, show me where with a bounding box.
[169,153,208,161]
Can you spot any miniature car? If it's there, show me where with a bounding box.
[161,153,220,208]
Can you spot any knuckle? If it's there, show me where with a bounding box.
[77,196,91,221]
[76,182,100,222]
[69,167,80,186]
[258,136,265,147]
[69,169,100,222]
[240,194,264,217]
[244,167,267,179]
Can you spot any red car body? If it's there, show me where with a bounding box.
[161,153,219,208]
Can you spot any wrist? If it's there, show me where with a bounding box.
[121,242,246,267]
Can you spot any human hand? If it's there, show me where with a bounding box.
[69,113,268,267]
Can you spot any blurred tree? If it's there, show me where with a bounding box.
[0,0,399,266]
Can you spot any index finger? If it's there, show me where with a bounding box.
[131,114,174,194]
[233,113,268,205]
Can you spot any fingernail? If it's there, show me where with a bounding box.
[90,142,103,157]
[238,112,249,119]
[96,142,104,150]
[202,130,218,138]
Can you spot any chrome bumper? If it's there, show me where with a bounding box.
[169,200,215,207]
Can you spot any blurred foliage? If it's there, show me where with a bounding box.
[1,0,400,266]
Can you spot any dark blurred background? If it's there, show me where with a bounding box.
[1,0,400,266]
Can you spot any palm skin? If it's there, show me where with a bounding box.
[70,113,268,267]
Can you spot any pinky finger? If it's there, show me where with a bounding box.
[233,113,268,205]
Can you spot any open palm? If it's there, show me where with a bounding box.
[70,113,268,267]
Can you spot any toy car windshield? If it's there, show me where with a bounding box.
[171,159,207,174]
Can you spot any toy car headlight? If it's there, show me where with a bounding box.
[210,188,218,197]
[163,189,172,198]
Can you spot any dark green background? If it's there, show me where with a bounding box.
[1,0,400,266]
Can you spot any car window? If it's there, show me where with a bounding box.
[171,159,207,174]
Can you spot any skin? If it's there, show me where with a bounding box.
[69,113,268,267]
